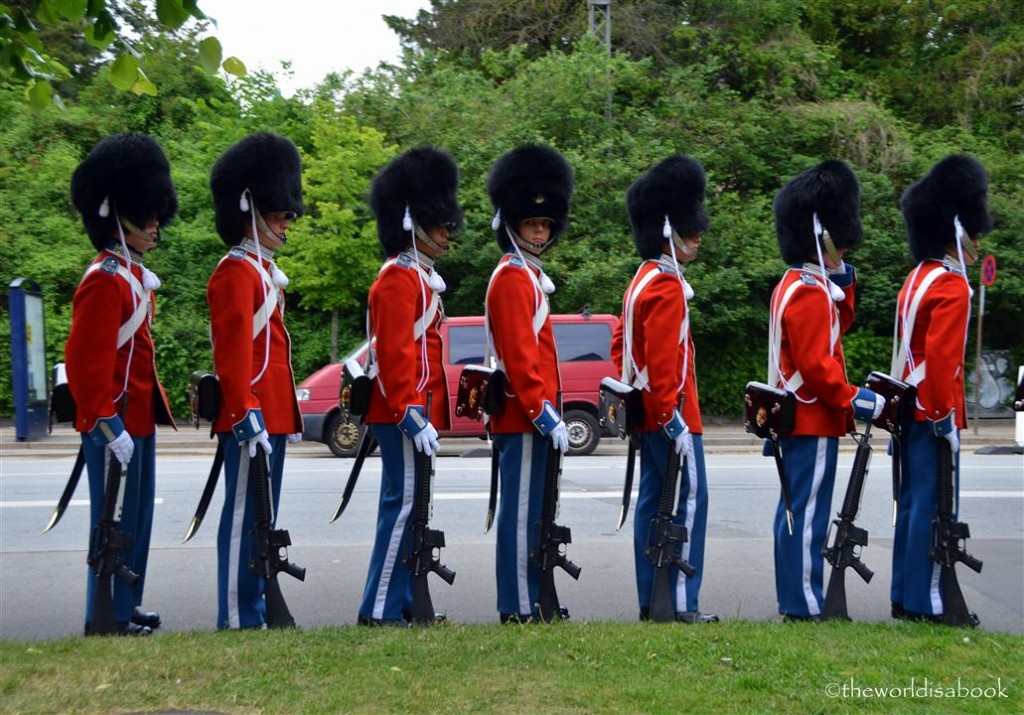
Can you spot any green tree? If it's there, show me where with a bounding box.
[278,101,394,362]
[0,0,244,109]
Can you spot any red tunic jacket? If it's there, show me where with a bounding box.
[207,246,302,436]
[611,260,703,434]
[365,252,450,430]
[485,253,561,434]
[65,250,174,437]
[769,265,858,437]
[894,259,971,428]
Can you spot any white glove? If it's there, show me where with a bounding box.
[662,409,693,457]
[247,430,273,458]
[412,422,440,456]
[108,431,134,466]
[942,429,960,454]
[287,433,302,444]
[674,429,694,457]
[550,421,569,454]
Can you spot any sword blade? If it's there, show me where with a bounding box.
[44,445,85,533]
[182,440,225,543]
[330,428,376,523]
[771,439,795,536]
[616,437,637,532]
[484,437,498,533]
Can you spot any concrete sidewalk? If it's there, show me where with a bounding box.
[2,418,1019,459]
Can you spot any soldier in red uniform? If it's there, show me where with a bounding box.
[66,134,178,635]
[768,160,884,621]
[610,154,718,623]
[359,146,461,625]
[485,144,574,623]
[890,154,991,626]
[208,133,305,629]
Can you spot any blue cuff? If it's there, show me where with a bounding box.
[398,405,429,439]
[852,387,880,422]
[531,400,561,436]
[661,410,686,439]
[929,410,956,438]
[232,409,265,442]
[829,263,856,289]
[89,415,125,445]
[762,439,773,457]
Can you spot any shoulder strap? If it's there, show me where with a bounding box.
[241,255,279,340]
[484,257,548,371]
[83,260,148,350]
[768,270,836,404]
[891,264,946,386]
[621,262,672,388]
[365,257,441,390]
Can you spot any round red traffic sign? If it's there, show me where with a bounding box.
[982,254,997,287]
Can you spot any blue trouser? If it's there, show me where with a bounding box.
[216,433,287,629]
[359,425,417,622]
[891,422,961,616]
[83,433,156,628]
[773,435,838,617]
[634,432,708,615]
[494,432,549,617]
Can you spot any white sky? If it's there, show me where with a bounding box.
[197,1,428,95]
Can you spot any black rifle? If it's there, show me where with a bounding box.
[531,399,582,622]
[822,423,875,621]
[404,394,455,624]
[249,443,305,628]
[646,401,695,623]
[931,440,983,626]
[87,415,138,635]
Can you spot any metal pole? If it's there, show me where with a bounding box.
[973,281,984,435]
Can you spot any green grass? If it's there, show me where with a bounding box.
[1,621,1020,714]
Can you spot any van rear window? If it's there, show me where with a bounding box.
[448,325,487,364]
[553,323,612,362]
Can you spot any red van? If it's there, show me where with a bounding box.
[296,312,618,457]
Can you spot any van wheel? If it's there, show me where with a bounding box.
[325,411,362,458]
[564,410,600,456]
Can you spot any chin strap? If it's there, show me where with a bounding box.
[952,215,975,300]
[504,224,555,294]
[812,212,846,302]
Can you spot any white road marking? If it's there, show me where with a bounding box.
[0,498,165,508]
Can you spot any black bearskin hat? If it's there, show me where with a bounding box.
[71,134,178,252]
[368,146,462,256]
[486,144,574,251]
[210,132,304,246]
[774,160,862,264]
[900,154,992,262]
[626,154,709,260]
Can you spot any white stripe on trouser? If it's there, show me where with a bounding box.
[373,437,415,620]
[517,433,534,615]
[801,438,827,616]
[930,561,943,614]
[227,449,251,629]
[674,450,698,610]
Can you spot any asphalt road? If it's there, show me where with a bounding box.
[1,449,1021,640]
